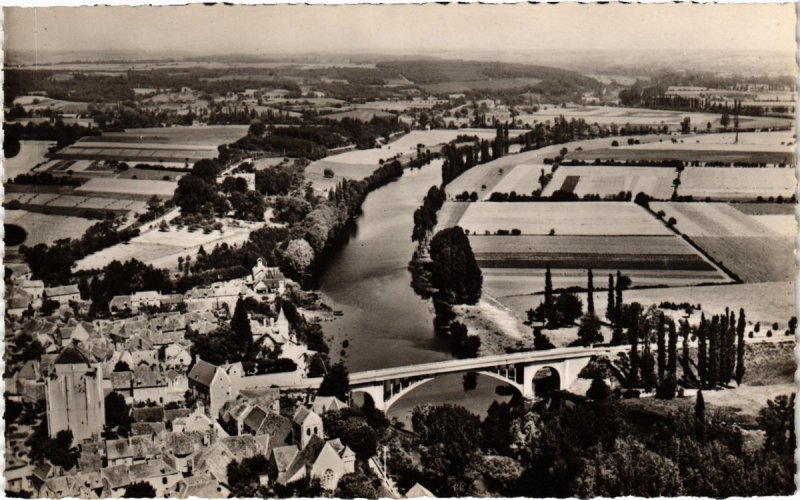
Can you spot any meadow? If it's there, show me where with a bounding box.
[450,201,671,236]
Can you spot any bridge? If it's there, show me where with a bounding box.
[345,345,626,411]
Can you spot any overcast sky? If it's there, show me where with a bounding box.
[4,3,796,57]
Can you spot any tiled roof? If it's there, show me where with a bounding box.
[188,358,218,387]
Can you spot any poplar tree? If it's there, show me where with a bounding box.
[735,308,746,385]
[629,316,640,388]
[606,274,615,323]
[614,271,623,327]
[698,313,708,387]
[544,264,554,325]
[708,315,719,388]
[695,390,706,442]
[587,269,595,317]
[656,313,666,382]
[667,318,678,378]
[680,319,692,382]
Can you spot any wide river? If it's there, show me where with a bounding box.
[316,160,511,424]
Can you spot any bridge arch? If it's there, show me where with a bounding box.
[530,365,561,399]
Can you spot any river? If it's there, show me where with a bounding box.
[315,159,513,423]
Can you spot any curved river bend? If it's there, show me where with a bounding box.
[316,160,512,424]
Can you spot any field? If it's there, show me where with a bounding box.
[589,281,795,329]
[730,203,795,215]
[468,235,719,272]
[4,209,95,246]
[12,95,94,113]
[514,105,791,130]
[5,191,148,214]
[678,167,795,199]
[111,125,248,146]
[75,178,177,197]
[320,109,395,121]
[624,130,794,152]
[56,141,218,163]
[420,77,542,94]
[749,215,796,236]
[306,129,522,191]
[4,141,55,179]
[691,236,795,283]
[568,147,793,166]
[444,134,673,197]
[75,220,254,271]
[445,201,671,236]
[540,165,676,199]
[649,202,783,237]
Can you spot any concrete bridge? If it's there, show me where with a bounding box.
[345,346,626,412]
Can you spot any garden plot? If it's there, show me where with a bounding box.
[75,178,177,197]
[450,202,671,236]
[649,202,781,237]
[678,167,795,200]
[4,209,95,246]
[540,166,676,199]
[3,141,55,179]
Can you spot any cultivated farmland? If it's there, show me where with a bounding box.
[75,178,177,197]
[541,165,676,199]
[678,167,795,200]
[3,141,55,179]
[649,202,783,237]
[4,209,95,246]
[75,220,254,271]
[447,201,672,236]
[691,236,795,283]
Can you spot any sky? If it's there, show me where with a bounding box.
[4,3,797,57]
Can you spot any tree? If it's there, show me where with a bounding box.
[667,319,677,378]
[230,298,253,357]
[173,174,218,214]
[721,112,731,130]
[282,238,315,276]
[123,482,157,498]
[735,308,746,385]
[544,264,554,323]
[191,158,223,184]
[577,314,603,346]
[757,394,795,455]
[587,376,612,402]
[573,437,683,498]
[318,362,350,401]
[656,314,666,381]
[586,269,595,316]
[695,390,706,442]
[629,318,640,388]
[429,226,482,304]
[555,292,582,325]
[227,455,271,497]
[105,391,131,434]
[336,472,380,499]
[606,274,615,324]
[614,271,623,327]
[411,404,481,496]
